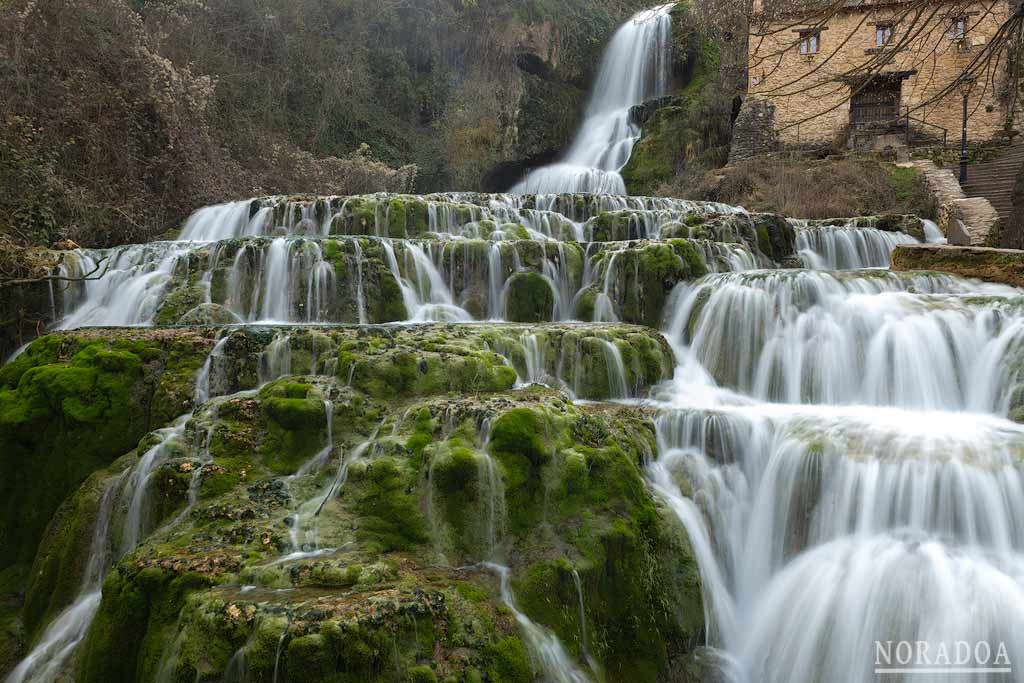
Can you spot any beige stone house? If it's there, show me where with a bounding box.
[733,0,1018,155]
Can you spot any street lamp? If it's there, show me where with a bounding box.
[958,73,974,184]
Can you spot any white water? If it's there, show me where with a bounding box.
[651,264,1024,683]
[510,4,675,195]
[923,218,947,244]
[794,220,917,269]
[664,269,1024,412]
[484,563,591,683]
[5,481,119,683]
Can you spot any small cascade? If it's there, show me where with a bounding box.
[483,563,591,683]
[477,418,506,561]
[571,569,598,674]
[593,253,621,323]
[521,334,546,386]
[281,422,380,563]
[922,218,947,243]
[794,220,917,269]
[382,240,473,322]
[178,200,259,241]
[194,335,231,405]
[272,618,290,683]
[5,480,120,683]
[259,333,293,385]
[664,269,1024,413]
[352,239,368,324]
[120,417,189,553]
[597,339,630,399]
[57,243,188,328]
[510,5,675,195]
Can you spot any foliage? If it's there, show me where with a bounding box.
[0,0,647,248]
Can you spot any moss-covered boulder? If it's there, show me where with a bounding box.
[580,240,708,327]
[67,385,702,683]
[0,329,217,569]
[750,213,799,265]
[504,272,555,323]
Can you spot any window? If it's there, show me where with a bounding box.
[951,17,967,39]
[875,24,893,47]
[799,30,820,55]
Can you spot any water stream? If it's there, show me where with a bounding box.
[510,4,675,194]
[11,3,1017,681]
[650,265,1024,682]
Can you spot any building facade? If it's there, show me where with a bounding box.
[740,0,1017,152]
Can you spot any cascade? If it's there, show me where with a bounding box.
[923,218,947,243]
[5,481,120,683]
[510,5,675,194]
[794,220,917,269]
[483,563,592,683]
[650,260,1024,680]
[52,192,919,330]
[9,5,1006,678]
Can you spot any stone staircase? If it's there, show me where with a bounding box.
[961,143,1024,227]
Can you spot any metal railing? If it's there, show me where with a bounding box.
[901,107,948,147]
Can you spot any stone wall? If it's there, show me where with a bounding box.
[729,97,779,162]
[911,159,1002,245]
[747,0,1013,146]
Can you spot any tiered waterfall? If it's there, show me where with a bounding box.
[5,5,1022,683]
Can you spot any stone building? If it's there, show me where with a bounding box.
[732,0,1018,158]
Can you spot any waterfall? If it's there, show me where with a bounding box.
[120,417,190,553]
[51,193,773,330]
[652,248,1024,680]
[509,4,675,195]
[279,423,381,563]
[483,563,591,683]
[664,270,1024,412]
[5,481,120,683]
[597,339,630,399]
[794,221,917,269]
[922,218,947,244]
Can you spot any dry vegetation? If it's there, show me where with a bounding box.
[0,0,644,249]
[666,157,937,218]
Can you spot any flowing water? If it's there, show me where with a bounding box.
[14,3,1015,681]
[5,481,120,683]
[510,4,675,194]
[650,263,1024,682]
[483,563,591,683]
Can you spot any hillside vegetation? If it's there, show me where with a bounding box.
[0,0,645,248]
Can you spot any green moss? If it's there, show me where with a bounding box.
[260,395,327,474]
[504,272,554,323]
[0,335,178,568]
[288,634,331,682]
[152,284,206,326]
[79,568,211,682]
[489,408,548,467]
[407,664,439,683]
[342,349,515,400]
[352,458,428,552]
[482,637,532,683]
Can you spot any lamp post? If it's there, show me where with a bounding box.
[958,74,974,184]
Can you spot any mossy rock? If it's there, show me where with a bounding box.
[17,330,704,683]
[176,304,241,326]
[0,330,215,568]
[504,272,554,323]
